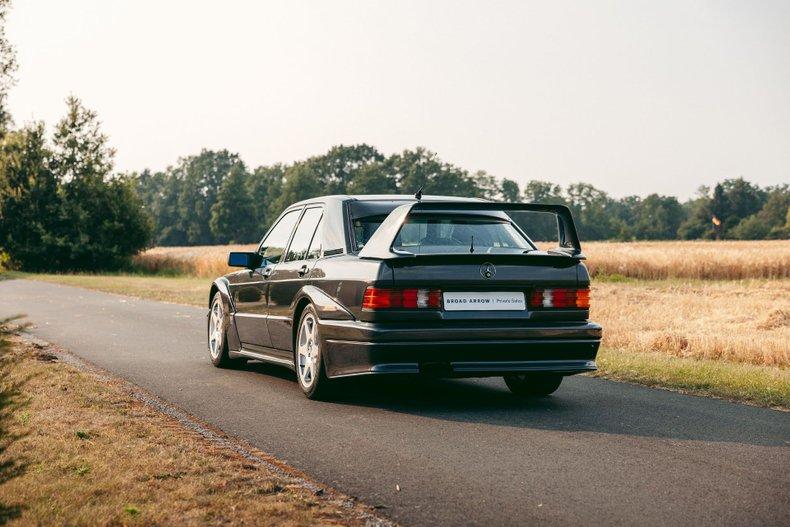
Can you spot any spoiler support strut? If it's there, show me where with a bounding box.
[357,201,583,260]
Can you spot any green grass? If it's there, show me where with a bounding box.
[11,271,209,307]
[593,347,789,409]
[6,271,789,409]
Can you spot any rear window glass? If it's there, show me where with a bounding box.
[391,215,532,254]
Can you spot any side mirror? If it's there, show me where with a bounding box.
[228,252,263,269]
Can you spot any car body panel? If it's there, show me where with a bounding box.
[212,194,602,379]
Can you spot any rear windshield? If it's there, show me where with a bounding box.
[354,213,534,254]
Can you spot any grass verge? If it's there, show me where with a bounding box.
[0,321,384,525]
[10,272,790,410]
[11,271,208,307]
[594,347,789,409]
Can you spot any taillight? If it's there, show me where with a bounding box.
[362,287,442,310]
[529,288,590,309]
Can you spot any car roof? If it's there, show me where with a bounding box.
[290,194,487,207]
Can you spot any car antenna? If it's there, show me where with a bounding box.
[414,185,424,201]
[470,235,475,254]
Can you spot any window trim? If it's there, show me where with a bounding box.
[283,205,325,263]
[256,206,304,263]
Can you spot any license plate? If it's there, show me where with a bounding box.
[443,292,526,311]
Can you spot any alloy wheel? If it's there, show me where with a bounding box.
[208,297,224,360]
[297,313,319,389]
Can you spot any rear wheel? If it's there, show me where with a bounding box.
[295,305,332,399]
[504,373,563,396]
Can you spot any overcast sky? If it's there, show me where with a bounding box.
[8,0,790,199]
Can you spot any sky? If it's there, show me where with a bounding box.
[7,0,790,199]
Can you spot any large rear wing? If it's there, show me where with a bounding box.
[357,201,583,260]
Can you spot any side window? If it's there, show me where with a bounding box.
[306,216,324,260]
[285,208,323,262]
[259,209,301,264]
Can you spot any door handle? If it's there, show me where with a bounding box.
[297,264,309,277]
[261,267,274,278]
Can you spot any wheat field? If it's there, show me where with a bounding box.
[584,240,790,280]
[132,244,257,278]
[593,280,789,367]
[133,240,790,280]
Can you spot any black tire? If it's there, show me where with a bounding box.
[503,373,563,396]
[208,291,241,368]
[294,304,332,400]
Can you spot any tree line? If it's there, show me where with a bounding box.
[134,144,789,247]
[2,103,788,272]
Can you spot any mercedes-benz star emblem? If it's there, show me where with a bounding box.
[480,262,496,279]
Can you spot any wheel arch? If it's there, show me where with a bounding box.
[209,277,241,352]
[209,277,234,311]
[292,296,313,352]
[291,285,354,351]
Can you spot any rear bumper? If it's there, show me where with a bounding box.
[318,319,602,378]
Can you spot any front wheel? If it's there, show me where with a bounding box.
[208,292,242,368]
[503,373,563,396]
[295,305,332,399]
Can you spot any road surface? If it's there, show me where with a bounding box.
[1,279,788,526]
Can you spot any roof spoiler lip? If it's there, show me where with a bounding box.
[357,201,583,260]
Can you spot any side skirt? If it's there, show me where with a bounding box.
[230,348,296,371]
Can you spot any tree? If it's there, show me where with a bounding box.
[566,182,621,240]
[623,194,685,240]
[210,164,257,243]
[271,161,326,217]
[499,178,520,202]
[346,160,397,194]
[390,147,477,197]
[248,164,285,235]
[0,0,16,135]
[50,97,151,270]
[522,180,565,204]
[171,149,243,245]
[678,186,714,239]
[471,170,500,200]
[314,144,383,194]
[731,185,789,239]
[0,123,64,269]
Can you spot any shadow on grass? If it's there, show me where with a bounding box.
[0,316,29,525]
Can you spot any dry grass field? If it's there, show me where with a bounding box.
[132,240,790,281]
[132,244,257,279]
[584,240,790,280]
[593,280,789,368]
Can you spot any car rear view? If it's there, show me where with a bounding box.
[320,199,602,396]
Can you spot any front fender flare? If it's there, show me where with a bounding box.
[210,277,241,352]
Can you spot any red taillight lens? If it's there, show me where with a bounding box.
[362,287,442,310]
[362,288,400,309]
[529,288,590,309]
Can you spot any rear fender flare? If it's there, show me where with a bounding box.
[293,285,354,322]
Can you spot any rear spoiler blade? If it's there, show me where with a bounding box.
[357,201,583,260]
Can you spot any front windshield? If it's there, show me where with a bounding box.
[391,214,533,254]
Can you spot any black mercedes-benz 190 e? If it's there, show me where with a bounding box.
[207,195,602,399]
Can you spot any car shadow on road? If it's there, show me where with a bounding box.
[242,361,789,447]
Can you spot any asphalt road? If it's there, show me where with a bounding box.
[1,279,788,526]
